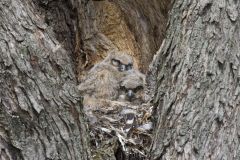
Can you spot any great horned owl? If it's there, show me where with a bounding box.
[104,50,133,72]
[118,70,146,104]
[78,50,134,100]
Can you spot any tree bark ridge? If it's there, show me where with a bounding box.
[150,0,240,159]
[0,0,91,159]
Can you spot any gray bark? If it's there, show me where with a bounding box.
[150,0,240,159]
[0,0,90,159]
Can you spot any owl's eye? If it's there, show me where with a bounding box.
[120,86,127,91]
[126,64,133,71]
[133,86,144,92]
[112,59,120,66]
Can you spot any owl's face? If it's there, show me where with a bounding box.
[118,70,145,103]
[111,59,133,72]
[119,85,144,102]
[107,51,133,72]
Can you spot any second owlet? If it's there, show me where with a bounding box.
[78,51,134,100]
[118,70,146,104]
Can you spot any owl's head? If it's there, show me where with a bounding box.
[119,70,146,103]
[105,51,134,72]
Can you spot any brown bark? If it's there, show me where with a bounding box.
[0,0,90,159]
[150,0,240,159]
[113,0,170,72]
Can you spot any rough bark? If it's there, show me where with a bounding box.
[150,0,240,159]
[35,0,76,55]
[0,0,90,159]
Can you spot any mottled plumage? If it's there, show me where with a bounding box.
[118,70,146,104]
[78,51,134,100]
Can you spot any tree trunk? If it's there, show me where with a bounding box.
[150,0,240,159]
[0,0,90,159]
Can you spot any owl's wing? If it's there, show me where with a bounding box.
[94,69,119,99]
[78,72,98,94]
[78,67,120,99]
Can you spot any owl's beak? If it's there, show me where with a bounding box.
[119,64,126,72]
[127,89,134,101]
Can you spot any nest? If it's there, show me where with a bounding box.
[84,98,153,160]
